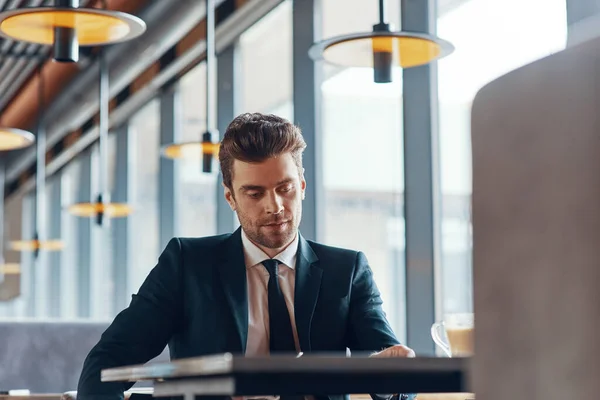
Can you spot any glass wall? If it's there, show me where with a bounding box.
[436,0,568,314]
[177,62,217,238]
[129,99,161,294]
[238,0,293,118]
[319,0,406,342]
[0,138,118,320]
[60,157,81,319]
[235,0,293,229]
[6,184,59,319]
[0,0,572,339]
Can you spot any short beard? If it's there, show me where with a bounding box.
[246,222,297,250]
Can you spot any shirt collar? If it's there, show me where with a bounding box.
[241,228,299,270]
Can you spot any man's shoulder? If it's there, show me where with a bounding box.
[175,233,233,251]
[164,233,236,267]
[304,238,362,263]
[302,240,371,283]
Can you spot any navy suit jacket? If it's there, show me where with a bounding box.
[78,228,401,400]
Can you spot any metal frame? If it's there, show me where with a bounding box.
[76,148,93,318]
[89,145,103,318]
[33,228,50,316]
[112,124,132,314]
[566,0,600,46]
[216,44,236,234]
[159,86,179,245]
[401,0,442,355]
[566,0,599,26]
[293,0,323,241]
[22,191,35,316]
[47,175,62,317]
[59,157,79,318]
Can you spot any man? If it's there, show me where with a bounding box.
[78,113,415,400]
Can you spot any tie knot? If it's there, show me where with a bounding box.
[262,259,280,277]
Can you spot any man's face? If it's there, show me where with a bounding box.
[224,153,305,255]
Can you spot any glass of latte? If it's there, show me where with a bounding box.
[431,313,474,357]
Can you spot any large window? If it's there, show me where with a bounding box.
[436,0,568,314]
[238,0,293,118]
[319,0,406,342]
[14,183,56,319]
[89,133,117,320]
[235,0,293,230]
[60,157,81,319]
[130,99,161,294]
[177,62,217,238]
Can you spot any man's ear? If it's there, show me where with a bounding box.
[300,176,306,200]
[223,183,236,211]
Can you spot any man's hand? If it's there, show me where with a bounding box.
[369,345,418,400]
[370,344,416,358]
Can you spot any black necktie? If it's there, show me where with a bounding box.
[262,259,297,353]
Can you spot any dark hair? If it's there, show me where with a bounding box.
[218,113,306,188]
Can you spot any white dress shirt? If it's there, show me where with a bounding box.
[241,229,301,356]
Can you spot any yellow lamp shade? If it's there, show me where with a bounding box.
[309,31,454,69]
[10,239,64,251]
[161,141,220,159]
[0,7,146,46]
[68,202,132,218]
[0,127,35,151]
[0,263,20,275]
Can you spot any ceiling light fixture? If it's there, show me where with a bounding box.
[67,50,132,224]
[0,126,35,152]
[161,0,219,173]
[0,0,146,63]
[0,50,38,151]
[308,0,454,83]
[0,262,20,275]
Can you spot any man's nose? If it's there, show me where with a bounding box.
[265,192,284,214]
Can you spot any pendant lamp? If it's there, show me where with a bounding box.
[0,52,41,151]
[0,0,146,63]
[0,126,35,151]
[10,66,64,257]
[67,51,132,225]
[308,0,454,83]
[0,262,20,275]
[161,0,219,173]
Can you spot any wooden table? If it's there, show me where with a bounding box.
[102,353,469,400]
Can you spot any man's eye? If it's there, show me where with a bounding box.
[247,192,261,198]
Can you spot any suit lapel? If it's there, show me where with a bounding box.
[217,227,248,353]
[294,235,322,352]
